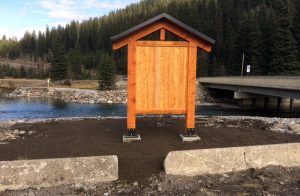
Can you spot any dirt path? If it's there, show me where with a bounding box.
[0,117,299,182]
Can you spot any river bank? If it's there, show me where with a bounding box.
[2,86,207,104]
[1,116,300,195]
[3,87,127,104]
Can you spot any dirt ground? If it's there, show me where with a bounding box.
[1,116,300,195]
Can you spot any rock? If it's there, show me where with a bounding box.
[158,186,162,191]
[6,133,17,140]
[28,190,35,196]
[74,183,84,192]
[18,131,26,136]
[133,181,138,186]
[28,131,36,135]
[86,184,96,191]
[13,129,19,134]
[288,122,300,133]
[0,132,5,140]
[7,87,128,104]
[116,97,122,102]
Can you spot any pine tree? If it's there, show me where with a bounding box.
[19,66,27,78]
[293,0,300,61]
[270,0,299,75]
[250,10,265,75]
[50,37,68,81]
[259,5,273,75]
[98,53,116,90]
[228,15,252,76]
[198,50,210,77]
[67,49,82,79]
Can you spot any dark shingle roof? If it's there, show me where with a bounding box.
[111,13,215,44]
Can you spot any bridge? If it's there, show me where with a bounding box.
[198,77,300,110]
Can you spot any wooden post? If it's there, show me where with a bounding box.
[160,28,165,41]
[186,43,197,134]
[127,41,136,131]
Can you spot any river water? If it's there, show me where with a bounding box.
[0,98,299,121]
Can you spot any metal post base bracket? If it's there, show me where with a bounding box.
[123,129,141,143]
[180,128,200,142]
[179,134,201,142]
[186,128,195,135]
[127,128,136,136]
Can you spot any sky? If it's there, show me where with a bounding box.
[0,0,140,40]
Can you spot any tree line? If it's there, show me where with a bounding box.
[0,0,299,84]
[0,64,48,79]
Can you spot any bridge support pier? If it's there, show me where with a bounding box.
[264,97,269,109]
[251,98,257,108]
[277,97,282,111]
[290,98,294,113]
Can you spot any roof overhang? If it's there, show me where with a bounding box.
[111,13,215,52]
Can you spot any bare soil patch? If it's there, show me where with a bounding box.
[0,117,299,182]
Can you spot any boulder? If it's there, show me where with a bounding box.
[288,121,300,133]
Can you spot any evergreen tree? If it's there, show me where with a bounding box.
[50,37,68,81]
[259,5,273,75]
[19,66,27,78]
[67,49,82,79]
[229,15,252,76]
[250,10,265,75]
[198,50,210,77]
[98,53,116,90]
[292,0,300,61]
[270,0,299,75]
[2,0,300,76]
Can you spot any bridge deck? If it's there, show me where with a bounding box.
[199,77,300,90]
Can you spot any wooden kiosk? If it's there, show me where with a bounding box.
[111,13,215,140]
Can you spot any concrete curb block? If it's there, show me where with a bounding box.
[0,155,118,191]
[164,143,300,176]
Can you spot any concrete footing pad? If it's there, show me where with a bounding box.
[164,143,300,176]
[123,134,141,143]
[179,134,201,142]
[0,155,118,191]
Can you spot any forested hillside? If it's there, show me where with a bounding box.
[0,0,300,79]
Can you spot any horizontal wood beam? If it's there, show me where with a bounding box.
[136,41,188,47]
[136,110,186,115]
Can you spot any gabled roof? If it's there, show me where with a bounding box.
[111,13,215,45]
